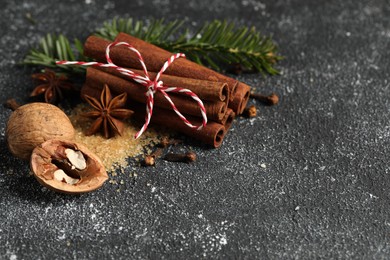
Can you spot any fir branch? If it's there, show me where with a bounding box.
[95,18,281,74]
[23,34,89,74]
[23,18,281,75]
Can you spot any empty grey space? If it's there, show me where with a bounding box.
[1,0,389,259]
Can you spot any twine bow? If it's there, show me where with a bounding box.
[57,41,207,139]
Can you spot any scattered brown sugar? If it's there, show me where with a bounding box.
[67,104,164,172]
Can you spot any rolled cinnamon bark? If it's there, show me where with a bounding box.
[230,82,251,114]
[84,35,238,102]
[147,108,226,148]
[81,84,226,148]
[221,108,235,131]
[80,85,101,103]
[97,67,229,102]
[115,33,254,113]
[85,68,227,122]
[80,84,236,132]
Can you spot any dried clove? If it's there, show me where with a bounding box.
[144,154,156,166]
[143,136,184,166]
[4,99,21,111]
[143,147,163,166]
[250,92,279,106]
[163,152,197,163]
[243,105,257,118]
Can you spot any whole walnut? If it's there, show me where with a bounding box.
[6,103,75,160]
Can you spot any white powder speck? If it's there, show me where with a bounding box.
[346,31,351,37]
[45,206,52,214]
[58,233,66,240]
[151,186,157,193]
[319,166,326,171]
[260,163,266,169]
[369,193,378,199]
[10,255,17,260]
[295,206,300,211]
[220,235,227,245]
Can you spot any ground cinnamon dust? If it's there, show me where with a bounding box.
[68,103,164,172]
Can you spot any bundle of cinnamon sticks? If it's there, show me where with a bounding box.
[81,33,251,148]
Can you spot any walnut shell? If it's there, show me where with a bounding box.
[30,139,108,194]
[6,103,75,160]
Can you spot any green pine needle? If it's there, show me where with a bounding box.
[95,18,281,74]
[23,33,89,74]
[23,18,281,75]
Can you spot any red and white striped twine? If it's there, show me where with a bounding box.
[56,41,207,139]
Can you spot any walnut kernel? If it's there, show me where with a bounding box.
[30,139,108,194]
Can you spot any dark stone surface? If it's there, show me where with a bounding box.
[1,0,390,259]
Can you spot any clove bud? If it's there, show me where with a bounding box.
[144,154,156,166]
[4,98,21,111]
[163,152,196,163]
[243,105,257,118]
[250,92,279,106]
[143,147,163,166]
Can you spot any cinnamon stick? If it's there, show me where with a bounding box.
[229,82,251,114]
[80,85,103,103]
[81,85,226,148]
[82,82,229,134]
[221,108,235,131]
[85,68,227,122]
[97,67,229,102]
[147,107,226,148]
[84,35,238,101]
[115,33,252,112]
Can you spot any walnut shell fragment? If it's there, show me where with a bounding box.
[6,103,75,160]
[30,139,108,194]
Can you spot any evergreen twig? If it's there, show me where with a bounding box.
[23,17,281,75]
[23,34,90,74]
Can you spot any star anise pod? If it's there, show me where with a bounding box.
[31,69,74,103]
[82,84,134,139]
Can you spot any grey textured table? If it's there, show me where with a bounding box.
[1,0,390,259]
